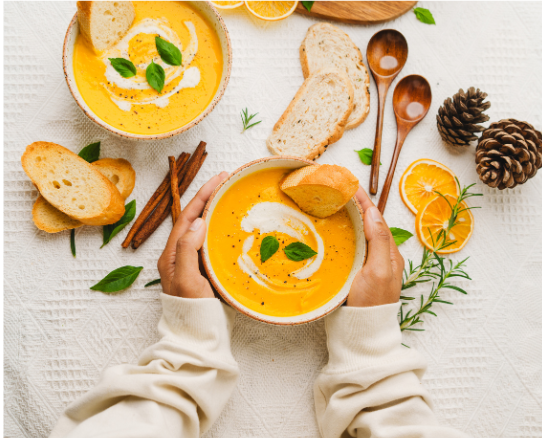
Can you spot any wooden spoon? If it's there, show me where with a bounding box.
[377,75,432,214]
[366,29,408,195]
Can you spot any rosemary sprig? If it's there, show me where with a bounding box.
[400,178,482,332]
[240,108,261,133]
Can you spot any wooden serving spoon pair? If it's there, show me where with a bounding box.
[366,30,432,214]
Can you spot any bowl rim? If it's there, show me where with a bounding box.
[62,1,232,141]
[201,156,368,326]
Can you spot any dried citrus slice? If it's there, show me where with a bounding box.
[245,1,298,21]
[399,159,459,215]
[415,195,474,254]
[211,1,244,9]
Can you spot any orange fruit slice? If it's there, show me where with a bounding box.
[415,195,474,254]
[211,1,244,9]
[245,1,298,21]
[399,159,459,215]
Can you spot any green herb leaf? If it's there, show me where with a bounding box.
[241,107,261,133]
[109,58,137,78]
[260,235,279,263]
[102,200,136,247]
[144,279,161,287]
[146,60,165,93]
[413,7,435,25]
[301,1,315,12]
[390,227,413,246]
[155,36,182,66]
[355,148,381,166]
[284,242,317,261]
[90,265,143,293]
[78,142,101,163]
[70,229,76,258]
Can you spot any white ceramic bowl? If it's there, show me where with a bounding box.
[62,1,232,141]
[201,157,367,325]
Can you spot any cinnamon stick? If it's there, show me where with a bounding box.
[122,152,189,248]
[131,144,207,249]
[168,156,181,224]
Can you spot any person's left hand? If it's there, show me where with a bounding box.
[157,172,229,298]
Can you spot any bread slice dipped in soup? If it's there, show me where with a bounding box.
[207,168,357,318]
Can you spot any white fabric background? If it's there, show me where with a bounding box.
[4,2,542,437]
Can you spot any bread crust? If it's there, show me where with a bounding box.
[32,196,83,233]
[267,69,354,161]
[300,23,370,130]
[92,158,136,200]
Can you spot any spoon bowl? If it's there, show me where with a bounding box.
[366,29,409,195]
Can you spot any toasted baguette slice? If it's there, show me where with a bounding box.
[267,69,354,160]
[92,158,136,200]
[300,23,370,130]
[22,142,125,226]
[77,1,135,52]
[281,164,359,218]
[32,158,136,233]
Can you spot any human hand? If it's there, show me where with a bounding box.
[157,172,229,298]
[347,186,404,307]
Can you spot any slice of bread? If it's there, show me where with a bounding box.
[22,142,125,226]
[300,23,370,130]
[281,164,359,218]
[77,1,135,52]
[32,158,136,233]
[92,158,136,200]
[33,196,84,233]
[267,69,354,160]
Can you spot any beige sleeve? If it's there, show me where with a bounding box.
[315,303,470,438]
[49,294,239,438]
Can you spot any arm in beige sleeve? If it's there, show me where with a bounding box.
[49,294,239,438]
[314,302,469,438]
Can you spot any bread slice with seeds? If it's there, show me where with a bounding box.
[300,23,370,130]
[267,69,354,160]
[22,142,125,226]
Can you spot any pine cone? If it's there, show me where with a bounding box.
[475,119,542,189]
[436,87,491,146]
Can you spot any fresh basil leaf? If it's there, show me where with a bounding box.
[109,58,137,78]
[146,60,165,93]
[78,142,101,163]
[413,7,435,25]
[390,227,413,246]
[355,148,381,166]
[301,1,315,12]
[90,265,143,293]
[284,242,317,261]
[144,278,161,287]
[70,229,76,258]
[155,36,182,66]
[102,200,136,247]
[260,235,279,263]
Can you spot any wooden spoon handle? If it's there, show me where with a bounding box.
[369,83,389,195]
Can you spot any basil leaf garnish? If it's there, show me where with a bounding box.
[260,235,279,263]
[90,265,143,293]
[146,60,165,93]
[78,141,100,163]
[413,7,435,25]
[355,148,381,166]
[301,1,314,12]
[144,279,161,287]
[390,227,413,246]
[284,242,317,261]
[70,229,76,258]
[155,36,182,66]
[102,200,136,247]
[109,58,137,78]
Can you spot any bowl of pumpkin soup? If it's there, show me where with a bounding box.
[202,157,367,325]
[63,1,231,140]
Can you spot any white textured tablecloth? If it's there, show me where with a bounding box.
[4,2,542,437]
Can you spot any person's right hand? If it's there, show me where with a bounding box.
[347,186,404,308]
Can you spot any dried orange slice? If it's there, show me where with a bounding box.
[399,159,459,215]
[211,1,244,9]
[245,1,298,21]
[415,195,474,254]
